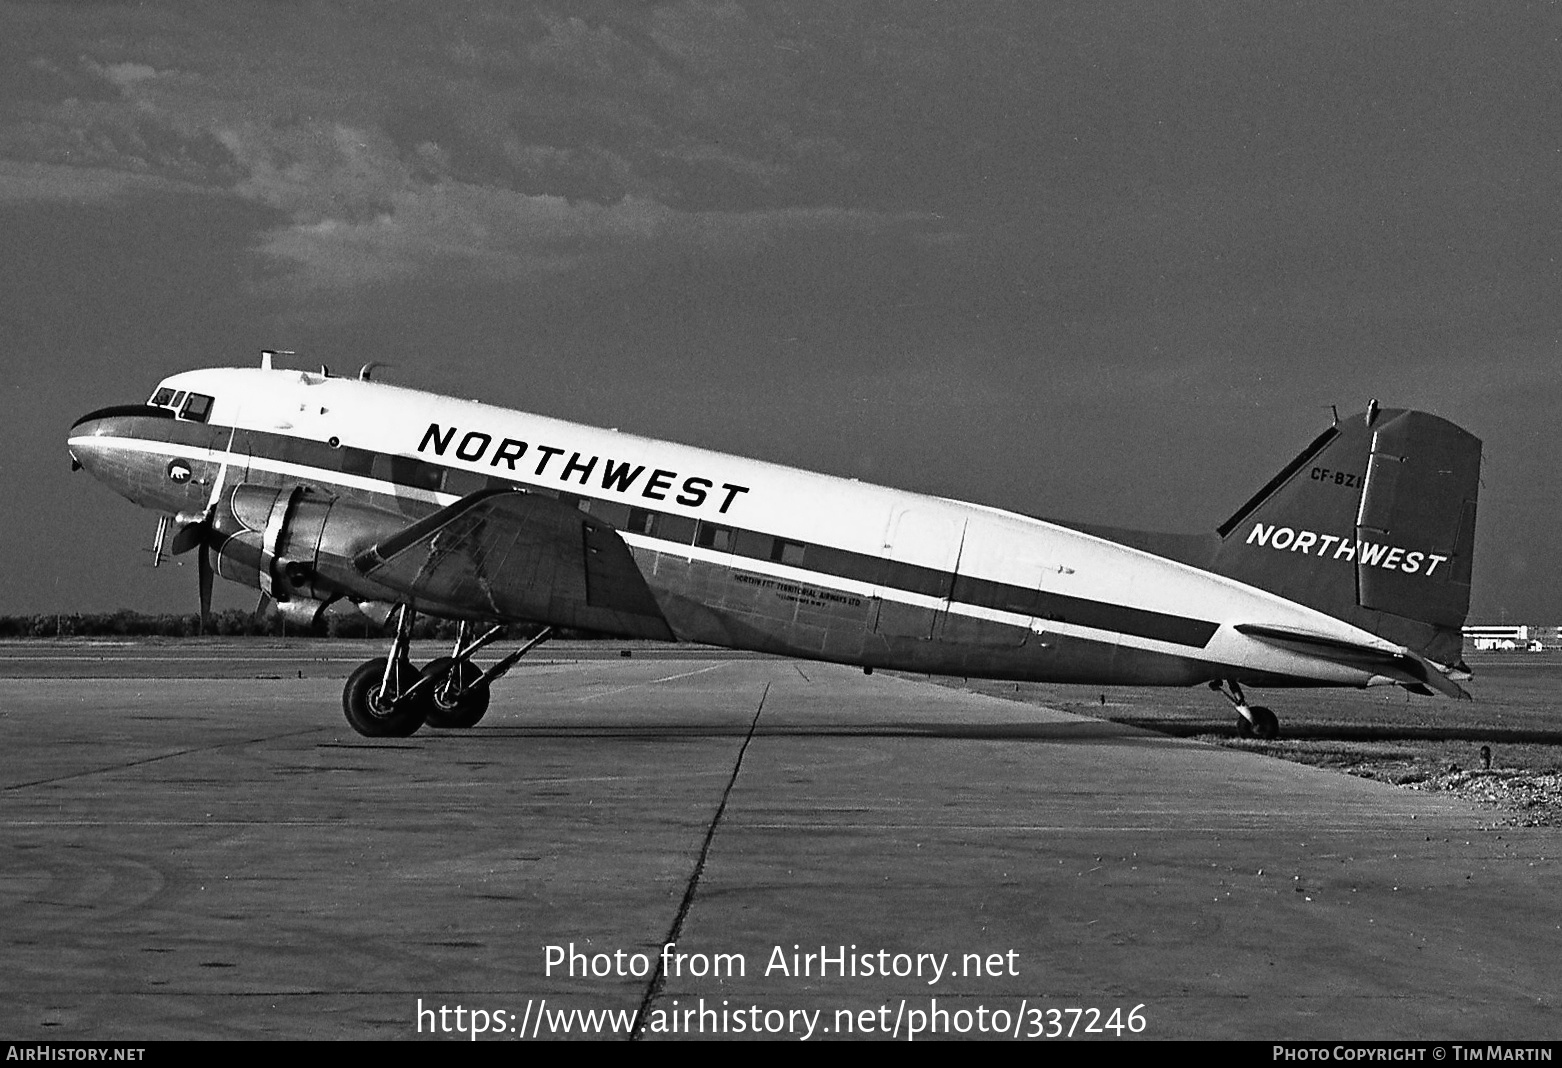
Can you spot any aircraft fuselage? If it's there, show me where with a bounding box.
[67,365,1458,693]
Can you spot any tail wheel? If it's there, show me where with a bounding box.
[420,656,492,729]
[343,657,427,738]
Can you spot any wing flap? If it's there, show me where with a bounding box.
[354,489,674,639]
[1234,623,1470,699]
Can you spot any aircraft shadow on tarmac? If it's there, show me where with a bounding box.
[321,720,1163,743]
[315,719,1562,746]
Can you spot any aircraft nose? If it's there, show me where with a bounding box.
[69,406,146,474]
[67,404,194,512]
[67,409,117,474]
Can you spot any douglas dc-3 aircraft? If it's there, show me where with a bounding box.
[67,352,1480,740]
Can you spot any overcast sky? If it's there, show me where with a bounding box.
[3,1,1558,623]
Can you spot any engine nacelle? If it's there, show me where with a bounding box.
[210,484,414,609]
[271,596,335,628]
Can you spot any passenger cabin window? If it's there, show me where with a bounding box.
[695,522,733,552]
[179,393,214,423]
[772,539,806,566]
[657,515,696,544]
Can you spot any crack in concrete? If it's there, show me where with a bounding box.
[631,681,769,1040]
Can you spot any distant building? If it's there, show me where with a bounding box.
[1529,625,1562,649]
[1463,624,1562,651]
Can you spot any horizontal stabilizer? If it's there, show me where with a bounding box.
[354,489,673,639]
[1234,623,1470,699]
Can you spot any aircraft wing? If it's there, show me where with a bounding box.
[353,489,674,639]
[1234,623,1470,699]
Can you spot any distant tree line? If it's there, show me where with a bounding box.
[0,610,575,641]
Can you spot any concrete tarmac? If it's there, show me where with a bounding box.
[0,645,1556,1040]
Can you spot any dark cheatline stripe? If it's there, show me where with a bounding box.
[1037,592,1218,647]
[951,574,1219,647]
[138,419,1221,649]
[229,428,446,492]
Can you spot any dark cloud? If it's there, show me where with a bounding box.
[2,1,1559,625]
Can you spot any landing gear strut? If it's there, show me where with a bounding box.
[1211,679,1279,740]
[340,610,554,738]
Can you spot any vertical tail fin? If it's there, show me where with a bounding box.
[1210,405,1480,664]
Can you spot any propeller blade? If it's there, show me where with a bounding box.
[190,446,232,634]
[198,540,213,636]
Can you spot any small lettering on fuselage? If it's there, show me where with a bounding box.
[1246,522,1449,575]
[417,423,751,515]
[733,571,864,610]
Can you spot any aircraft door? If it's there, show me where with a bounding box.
[872,507,965,641]
[944,520,1051,648]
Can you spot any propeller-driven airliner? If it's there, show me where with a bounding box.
[67,352,1480,739]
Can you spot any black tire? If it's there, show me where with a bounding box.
[343,657,426,738]
[1236,714,1254,739]
[420,656,492,729]
[1251,706,1280,740]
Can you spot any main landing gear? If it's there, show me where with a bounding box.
[340,606,553,738]
[1210,679,1280,740]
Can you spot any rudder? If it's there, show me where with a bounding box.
[1354,410,1479,627]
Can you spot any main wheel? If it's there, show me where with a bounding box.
[420,656,492,729]
[1251,706,1280,740]
[343,657,427,738]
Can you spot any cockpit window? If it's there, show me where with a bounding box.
[179,392,214,423]
[148,385,216,421]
